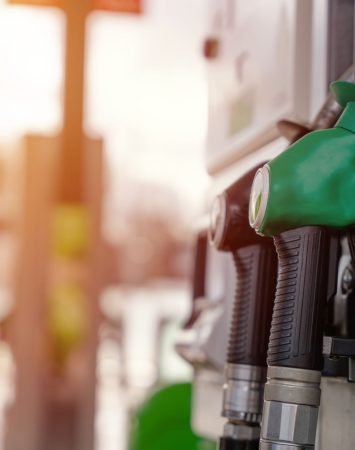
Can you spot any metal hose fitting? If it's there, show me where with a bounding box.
[260,366,321,450]
[222,364,266,424]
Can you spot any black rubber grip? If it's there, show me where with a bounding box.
[227,243,277,366]
[347,228,355,264]
[268,226,338,370]
[219,437,259,450]
[192,233,207,300]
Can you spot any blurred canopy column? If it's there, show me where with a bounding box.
[5,1,103,450]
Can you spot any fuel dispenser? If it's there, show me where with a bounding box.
[209,165,277,449]
[249,81,355,450]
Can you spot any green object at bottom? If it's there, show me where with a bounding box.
[129,383,216,450]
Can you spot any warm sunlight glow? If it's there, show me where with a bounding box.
[0,6,64,137]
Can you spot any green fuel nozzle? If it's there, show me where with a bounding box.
[250,81,355,238]
[248,82,355,450]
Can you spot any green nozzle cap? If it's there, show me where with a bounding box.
[257,80,355,236]
[330,81,355,108]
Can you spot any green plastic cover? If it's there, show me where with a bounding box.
[258,81,355,236]
[129,383,216,450]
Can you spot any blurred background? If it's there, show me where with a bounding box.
[0,0,347,449]
[0,0,211,449]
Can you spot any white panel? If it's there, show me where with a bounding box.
[205,0,296,171]
[205,0,329,174]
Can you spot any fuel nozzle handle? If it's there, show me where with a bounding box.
[228,243,277,368]
[210,167,277,369]
[222,242,277,425]
[260,226,338,450]
[210,164,277,408]
[210,165,277,448]
[268,226,331,370]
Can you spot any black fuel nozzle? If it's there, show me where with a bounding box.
[209,174,259,253]
[209,165,278,449]
[258,226,339,450]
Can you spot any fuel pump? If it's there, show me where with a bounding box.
[248,81,355,450]
[209,165,278,450]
